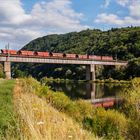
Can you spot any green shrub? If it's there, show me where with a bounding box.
[64,102,81,121]
[83,108,127,139]
[75,100,95,121]
[38,85,51,96]
[20,77,41,94]
[119,78,140,140]
[40,77,50,85]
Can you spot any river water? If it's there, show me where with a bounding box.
[47,81,129,101]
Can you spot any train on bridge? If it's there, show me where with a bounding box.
[0,49,113,61]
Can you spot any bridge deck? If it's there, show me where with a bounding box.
[0,56,127,66]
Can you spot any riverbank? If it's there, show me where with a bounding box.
[40,77,131,84]
[1,77,139,139]
[23,77,128,139]
[94,78,131,84]
[0,78,97,139]
[13,78,97,140]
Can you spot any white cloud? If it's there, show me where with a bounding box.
[95,13,140,25]
[103,0,111,8]
[29,0,86,31]
[95,0,140,27]
[116,0,129,7]
[0,27,42,49]
[0,0,30,25]
[129,1,140,19]
[95,13,123,25]
[0,0,87,49]
[103,0,129,8]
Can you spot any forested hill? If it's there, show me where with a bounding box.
[22,26,140,60]
[13,26,140,80]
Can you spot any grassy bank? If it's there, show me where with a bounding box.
[0,79,17,139]
[13,79,97,140]
[94,78,131,84]
[40,77,131,84]
[29,77,140,139]
[1,77,139,139]
[20,77,128,139]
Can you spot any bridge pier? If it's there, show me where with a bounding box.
[4,62,11,79]
[86,65,96,81]
[91,83,96,100]
[86,82,96,100]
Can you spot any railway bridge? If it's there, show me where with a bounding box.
[0,54,127,80]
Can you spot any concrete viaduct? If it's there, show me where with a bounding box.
[0,55,127,80]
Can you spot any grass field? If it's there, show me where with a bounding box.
[0,79,16,139]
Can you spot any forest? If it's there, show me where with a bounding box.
[7,26,140,79]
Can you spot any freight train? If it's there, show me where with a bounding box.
[0,49,113,61]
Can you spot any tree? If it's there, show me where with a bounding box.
[125,57,140,78]
[0,63,5,78]
[13,69,27,78]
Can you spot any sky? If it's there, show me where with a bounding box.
[0,0,140,50]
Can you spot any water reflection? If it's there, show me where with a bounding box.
[47,81,128,100]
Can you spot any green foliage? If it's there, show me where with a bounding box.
[125,57,140,78]
[13,69,27,78]
[119,78,140,140]
[102,66,126,80]
[83,108,127,139]
[48,91,71,111]
[0,79,18,139]
[0,64,5,78]
[19,77,41,94]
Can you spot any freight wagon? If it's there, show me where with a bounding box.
[0,49,114,61]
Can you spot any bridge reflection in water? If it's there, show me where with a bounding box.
[86,83,121,108]
[47,81,126,108]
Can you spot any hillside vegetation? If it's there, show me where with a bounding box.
[13,26,140,79]
[23,27,140,60]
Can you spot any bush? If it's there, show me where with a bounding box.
[20,77,41,94]
[83,108,127,139]
[119,78,140,140]
[75,100,95,121]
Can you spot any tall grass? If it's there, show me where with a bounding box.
[119,78,140,140]
[13,79,97,140]
[18,77,128,139]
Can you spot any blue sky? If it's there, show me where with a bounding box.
[0,0,140,49]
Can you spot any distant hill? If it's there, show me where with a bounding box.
[14,26,140,80]
[22,26,140,60]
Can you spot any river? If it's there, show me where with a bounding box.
[47,81,129,102]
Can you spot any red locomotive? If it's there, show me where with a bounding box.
[0,49,113,61]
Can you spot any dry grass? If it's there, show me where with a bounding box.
[13,79,99,140]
